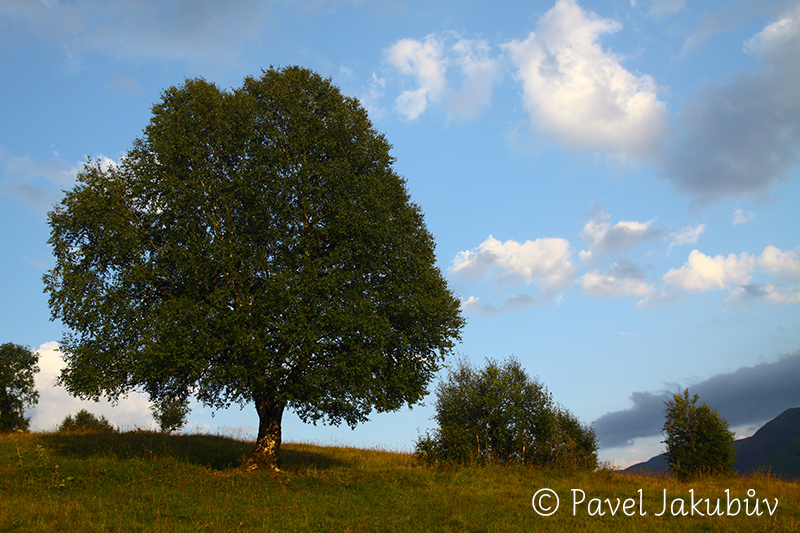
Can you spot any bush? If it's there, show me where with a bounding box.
[416,357,597,469]
[0,343,39,432]
[662,389,735,480]
[58,409,117,433]
[151,398,190,433]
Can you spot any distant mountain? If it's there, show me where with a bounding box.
[623,407,800,480]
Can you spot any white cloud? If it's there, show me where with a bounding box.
[759,245,800,280]
[451,235,576,295]
[29,342,156,432]
[386,36,447,120]
[580,209,662,260]
[448,38,502,120]
[385,33,501,121]
[581,269,654,298]
[502,0,669,159]
[732,208,756,225]
[667,224,705,255]
[664,249,755,292]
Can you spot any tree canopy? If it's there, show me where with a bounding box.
[662,389,735,480]
[0,342,40,432]
[44,66,464,468]
[415,357,597,468]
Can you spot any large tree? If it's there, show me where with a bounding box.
[662,389,735,480]
[44,66,464,468]
[0,342,40,432]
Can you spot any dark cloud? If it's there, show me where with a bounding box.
[0,0,278,65]
[581,208,664,259]
[462,293,541,316]
[608,259,648,281]
[594,350,800,448]
[661,4,800,202]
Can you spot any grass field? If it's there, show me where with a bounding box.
[2,430,798,532]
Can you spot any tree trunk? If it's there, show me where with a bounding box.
[250,394,285,471]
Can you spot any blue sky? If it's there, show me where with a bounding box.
[1,0,799,467]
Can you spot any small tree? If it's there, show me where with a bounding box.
[151,397,190,433]
[416,357,597,468]
[58,409,116,433]
[0,343,40,432]
[662,389,735,480]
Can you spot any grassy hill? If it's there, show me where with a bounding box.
[2,430,798,532]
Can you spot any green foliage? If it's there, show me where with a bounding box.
[662,389,736,480]
[43,65,464,466]
[151,398,190,433]
[58,409,117,433]
[416,357,597,469]
[0,343,40,432]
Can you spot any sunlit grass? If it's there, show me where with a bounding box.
[1,430,797,532]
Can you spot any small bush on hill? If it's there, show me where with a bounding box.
[416,357,597,469]
[58,409,117,433]
[663,389,735,480]
[151,397,190,433]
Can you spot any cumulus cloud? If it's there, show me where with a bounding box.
[743,282,800,304]
[594,349,800,448]
[666,224,705,255]
[663,249,755,292]
[581,260,654,298]
[759,245,800,280]
[0,0,276,65]
[660,3,800,201]
[385,33,501,121]
[451,235,576,296]
[732,208,757,225]
[28,342,156,431]
[502,0,669,160]
[641,244,800,307]
[579,209,662,261]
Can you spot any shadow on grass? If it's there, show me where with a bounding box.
[37,432,349,472]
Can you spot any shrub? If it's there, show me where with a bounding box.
[58,409,117,433]
[416,357,597,469]
[151,398,190,433]
[662,389,735,480]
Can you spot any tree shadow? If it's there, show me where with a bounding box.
[38,432,348,472]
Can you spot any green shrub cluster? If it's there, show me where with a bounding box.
[415,357,597,469]
[58,409,117,433]
[663,389,735,480]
